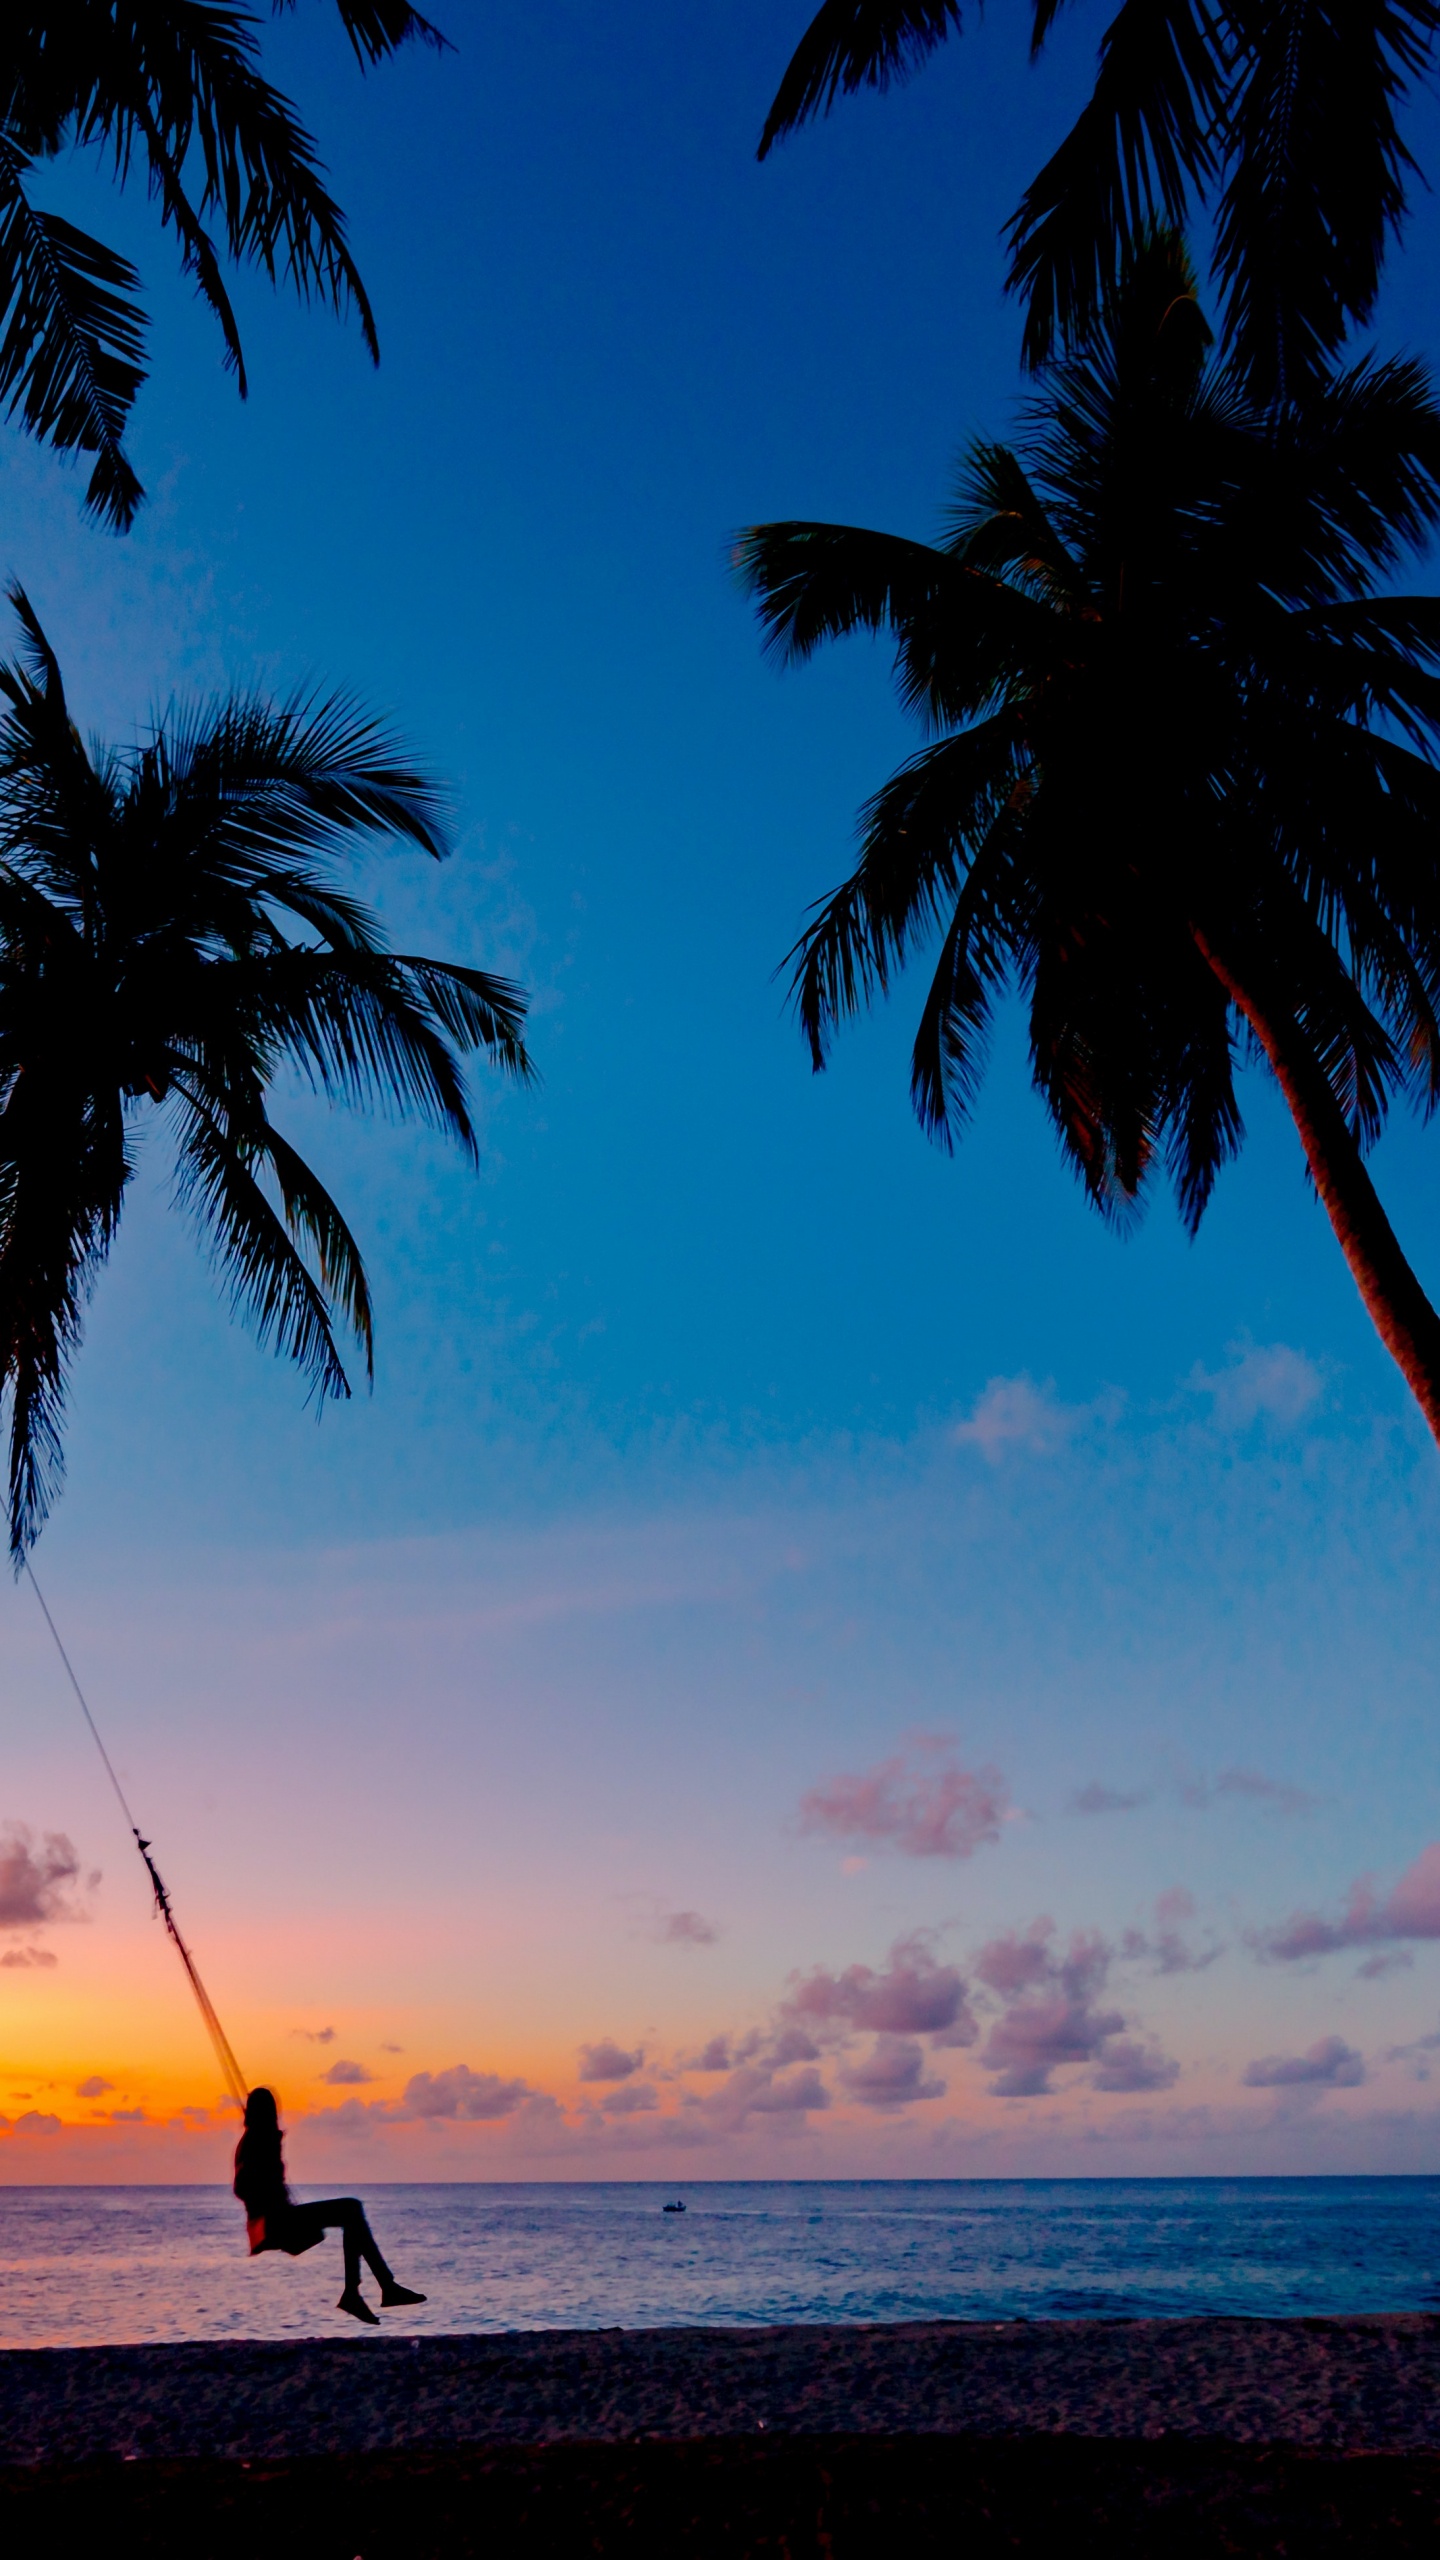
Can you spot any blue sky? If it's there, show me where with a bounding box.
[3,0,1440,2180]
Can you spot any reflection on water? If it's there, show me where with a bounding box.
[1,2176,1437,2347]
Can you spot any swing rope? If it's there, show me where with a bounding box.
[25,1561,249,2110]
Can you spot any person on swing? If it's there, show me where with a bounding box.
[233,2086,426,2325]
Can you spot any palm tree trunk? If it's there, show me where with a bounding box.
[1190,925,1440,1447]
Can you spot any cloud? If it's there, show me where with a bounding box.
[11,2109,61,2134]
[1120,1888,1224,1976]
[780,1932,977,2043]
[734,2065,829,2116]
[601,2082,659,2115]
[1073,1771,1315,1821]
[952,1375,1089,1461]
[319,2060,374,2086]
[685,2035,734,2073]
[1257,1843,1440,1962]
[1242,2037,1364,2089]
[799,1738,1006,1860]
[837,2036,946,2110]
[380,2042,404,2054]
[75,2075,114,2098]
[1091,2038,1181,2093]
[578,2038,645,2083]
[973,1922,1176,2100]
[0,1824,84,1929]
[291,2025,336,2044]
[653,1909,719,1947]
[109,2107,146,2122]
[1357,1951,1414,1980]
[1191,1342,1323,1431]
[1178,1767,1317,1817]
[0,1945,57,1969]
[400,2066,534,2121]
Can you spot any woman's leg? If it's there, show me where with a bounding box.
[306,2197,392,2291]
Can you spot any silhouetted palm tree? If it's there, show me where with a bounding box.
[0,585,530,1555]
[759,0,1437,404]
[739,237,1440,1439]
[1,1,443,527]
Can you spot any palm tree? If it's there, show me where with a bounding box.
[738,235,1440,1441]
[757,0,1437,406]
[1,1,443,528]
[0,584,530,1556]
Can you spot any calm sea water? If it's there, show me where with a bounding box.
[2,2179,1439,2348]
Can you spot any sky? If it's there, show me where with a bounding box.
[4,0,1440,2184]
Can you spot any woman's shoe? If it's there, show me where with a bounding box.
[338,2288,380,2325]
[379,2281,427,2307]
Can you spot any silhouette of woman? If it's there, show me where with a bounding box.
[234,2086,426,2325]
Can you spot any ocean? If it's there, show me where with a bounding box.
[2,2178,1438,2348]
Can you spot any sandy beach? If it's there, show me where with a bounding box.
[4,2312,1440,2463]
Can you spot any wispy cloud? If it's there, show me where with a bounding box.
[951,1376,1095,1461]
[653,1908,719,1946]
[1190,1342,1324,1431]
[1177,1767,1317,1817]
[1255,1842,1440,1962]
[1242,2037,1364,2089]
[1071,1769,1315,1819]
[799,1738,1007,1860]
[291,2025,336,2045]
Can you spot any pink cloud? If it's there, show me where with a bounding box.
[400,2066,534,2120]
[1091,2039,1180,2093]
[1242,2037,1364,2089]
[799,1740,1006,1860]
[973,1923,1176,2100]
[319,2060,374,2086]
[655,1909,719,1946]
[0,1945,57,1969]
[780,1932,977,2043]
[684,2035,735,2073]
[75,2075,114,2099]
[837,2036,946,2110]
[1257,1843,1440,1961]
[1120,1888,1224,1975]
[578,2038,645,2083]
[0,1824,85,1929]
[601,2082,659,2114]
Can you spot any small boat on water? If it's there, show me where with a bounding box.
[662,2199,686,2213]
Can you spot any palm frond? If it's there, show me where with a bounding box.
[0,136,146,527]
[0,1082,128,1558]
[1003,0,1225,367]
[170,1082,356,1404]
[789,716,1028,1064]
[1215,0,1440,406]
[758,0,964,157]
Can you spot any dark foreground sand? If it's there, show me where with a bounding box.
[8,2321,1440,2553]
[4,2313,1440,2461]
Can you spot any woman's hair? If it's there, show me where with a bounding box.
[243,2086,280,2134]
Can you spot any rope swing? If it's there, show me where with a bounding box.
[25,1562,248,2109]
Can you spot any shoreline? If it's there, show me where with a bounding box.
[4,2313,1440,2464]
